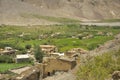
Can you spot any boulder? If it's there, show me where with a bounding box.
[112,71,120,80]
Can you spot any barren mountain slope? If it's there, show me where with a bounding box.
[25,0,120,19]
[0,0,59,25]
[0,0,120,25]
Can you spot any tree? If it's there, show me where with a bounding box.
[34,45,44,63]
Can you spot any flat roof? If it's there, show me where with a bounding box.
[40,45,56,48]
[16,54,29,59]
[59,57,75,62]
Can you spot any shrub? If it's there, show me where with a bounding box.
[25,44,31,49]
[0,55,14,63]
[0,42,14,49]
[87,43,98,50]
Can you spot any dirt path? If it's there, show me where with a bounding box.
[81,22,120,26]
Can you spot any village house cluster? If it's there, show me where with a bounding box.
[0,44,88,80]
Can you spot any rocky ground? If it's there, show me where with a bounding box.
[43,71,76,80]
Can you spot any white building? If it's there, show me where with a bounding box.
[16,54,30,63]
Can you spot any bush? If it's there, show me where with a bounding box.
[0,42,14,49]
[0,55,14,63]
[87,43,98,50]
[16,50,26,54]
[25,44,31,49]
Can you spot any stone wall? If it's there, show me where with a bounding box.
[13,64,43,80]
[43,58,76,77]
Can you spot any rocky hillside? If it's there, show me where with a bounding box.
[0,0,120,25]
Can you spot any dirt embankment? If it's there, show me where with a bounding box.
[90,33,120,56]
[81,22,120,26]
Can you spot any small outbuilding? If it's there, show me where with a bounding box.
[40,45,58,54]
[15,54,30,63]
[0,47,16,55]
[43,57,76,77]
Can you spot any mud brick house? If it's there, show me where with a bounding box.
[40,45,58,54]
[10,64,43,80]
[15,54,30,63]
[0,47,16,55]
[43,57,76,77]
[66,48,88,57]
[4,56,76,80]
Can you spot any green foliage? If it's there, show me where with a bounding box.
[25,44,31,49]
[34,45,44,63]
[21,50,27,54]
[87,43,99,50]
[0,42,14,49]
[77,49,120,80]
[15,46,25,51]
[0,55,14,63]
[0,25,120,52]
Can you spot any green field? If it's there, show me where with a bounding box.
[0,63,31,73]
[0,24,120,52]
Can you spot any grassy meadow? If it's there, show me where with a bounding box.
[0,63,31,73]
